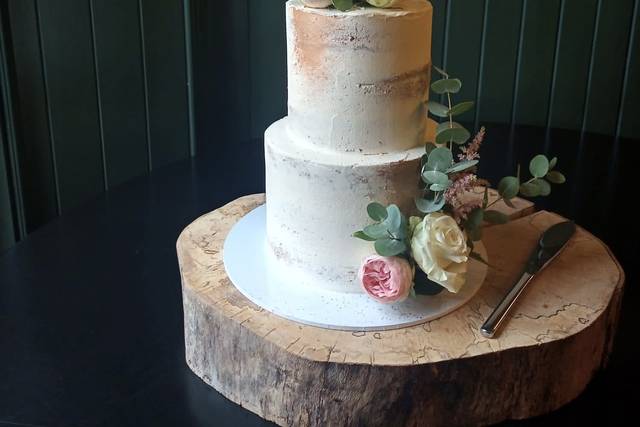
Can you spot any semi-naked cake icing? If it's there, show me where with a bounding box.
[266,0,434,293]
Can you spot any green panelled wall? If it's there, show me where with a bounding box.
[2,0,639,252]
[0,0,193,252]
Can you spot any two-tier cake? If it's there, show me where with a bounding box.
[265,0,435,293]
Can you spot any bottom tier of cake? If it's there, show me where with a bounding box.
[265,117,430,293]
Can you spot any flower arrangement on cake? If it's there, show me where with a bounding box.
[353,67,567,303]
[302,0,396,11]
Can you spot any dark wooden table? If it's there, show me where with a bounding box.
[0,127,636,426]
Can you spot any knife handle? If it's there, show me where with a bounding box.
[480,272,534,338]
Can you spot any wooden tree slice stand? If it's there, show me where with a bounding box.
[178,194,624,427]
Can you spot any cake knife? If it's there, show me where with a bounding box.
[480,221,576,339]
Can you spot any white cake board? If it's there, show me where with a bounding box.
[223,204,488,331]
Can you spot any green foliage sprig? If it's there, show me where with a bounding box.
[353,203,410,256]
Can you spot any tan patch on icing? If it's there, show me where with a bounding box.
[291,8,335,80]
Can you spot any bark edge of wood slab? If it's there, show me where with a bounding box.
[177,194,624,427]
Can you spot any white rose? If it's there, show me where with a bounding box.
[410,213,471,293]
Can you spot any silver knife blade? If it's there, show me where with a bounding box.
[480,221,576,338]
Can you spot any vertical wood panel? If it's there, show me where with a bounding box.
[442,0,485,124]
[583,0,634,136]
[619,0,640,140]
[515,0,561,127]
[477,0,523,124]
[430,0,446,70]
[549,0,598,130]
[140,0,191,168]
[248,0,287,139]
[6,0,58,230]
[0,112,15,252]
[37,0,104,212]
[91,0,148,188]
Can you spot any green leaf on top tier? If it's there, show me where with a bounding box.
[422,170,449,185]
[529,154,550,178]
[374,238,406,257]
[446,159,479,174]
[448,101,475,117]
[498,176,520,200]
[431,78,462,94]
[425,147,453,171]
[367,202,388,221]
[415,195,445,213]
[427,101,449,118]
[484,210,509,224]
[332,0,353,11]
[435,122,471,145]
[546,170,566,184]
[352,231,377,241]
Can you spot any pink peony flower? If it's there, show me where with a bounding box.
[358,255,413,303]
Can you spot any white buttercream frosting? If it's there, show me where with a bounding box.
[264,1,434,293]
[286,0,432,153]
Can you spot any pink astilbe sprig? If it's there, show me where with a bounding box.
[452,200,483,224]
[444,172,477,206]
[458,126,486,161]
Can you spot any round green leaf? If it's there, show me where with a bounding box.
[422,170,449,185]
[435,122,471,145]
[448,101,475,117]
[533,178,551,196]
[546,171,566,184]
[549,157,558,170]
[363,223,388,239]
[427,101,449,118]
[519,182,540,198]
[529,154,550,178]
[426,147,453,171]
[429,181,451,192]
[446,160,478,174]
[498,176,520,200]
[415,196,445,213]
[331,0,353,11]
[383,204,402,232]
[468,226,483,242]
[484,210,509,224]
[374,238,407,257]
[431,78,462,94]
[366,202,387,221]
[352,231,377,241]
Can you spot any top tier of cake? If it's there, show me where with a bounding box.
[286,0,432,154]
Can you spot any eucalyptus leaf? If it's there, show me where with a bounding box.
[415,196,445,213]
[422,170,449,185]
[533,178,551,196]
[482,187,489,209]
[549,157,558,170]
[435,122,471,145]
[352,231,377,241]
[426,147,453,171]
[529,154,550,178]
[425,143,437,155]
[427,101,449,118]
[432,64,448,77]
[446,159,479,174]
[468,226,483,242]
[383,204,402,232]
[498,176,520,200]
[367,202,387,221]
[331,0,353,11]
[519,182,540,198]
[374,238,406,257]
[504,198,516,208]
[546,171,566,184]
[429,181,451,192]
[431,78,462,94]
[363,223,388,239]
[484,210,509,224]
[448,101,475,116]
